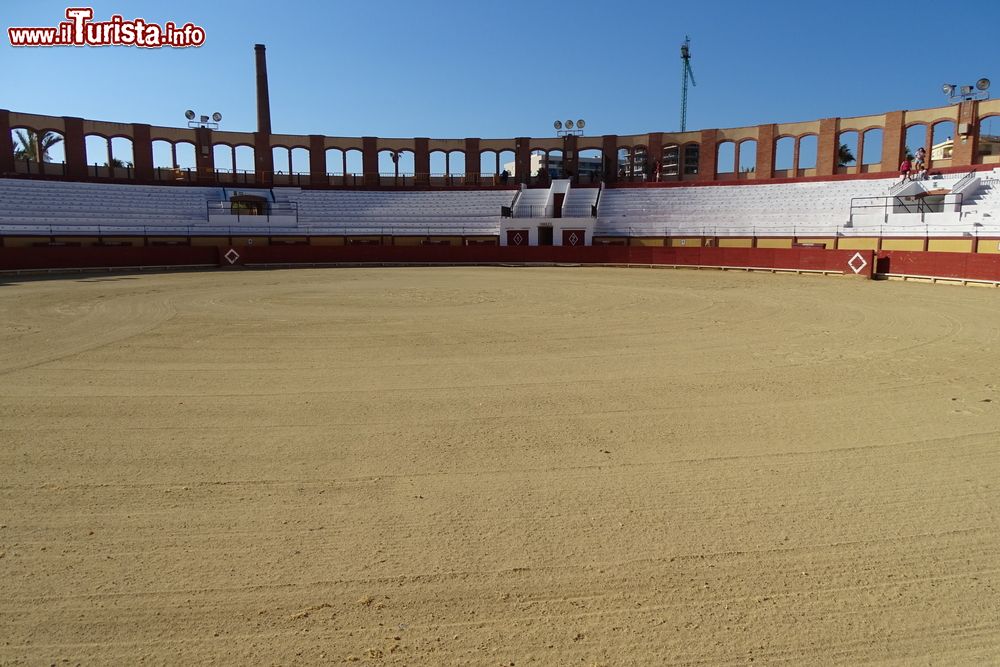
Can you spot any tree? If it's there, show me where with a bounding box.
[104,158,134,169]
[12,129,63,162]
[837,143,855,167]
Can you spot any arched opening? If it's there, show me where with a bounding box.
[325,148,345,176]
[682,143,700,176]
[214,144,234,181]
[290,147,310,178]
[930,120,955,165]
[344,149,363,184]
[578,148,603,184]
[662,144,680,178]
[447,150,465,179]
[479,150,499,176]
[737,140,757,178]
[272,146,290,177]
[774,136,795,173]
[429,150,447,179]
[797,134,818,172]
[11,127,65,175]
[174,142,196,171]
[545,149,564,179]
[716,141,736,175]
[109,136,134,177]
[861,128,883,169]
[498,150,515,181]
[85,134,110,176]
[978,114,1000,163]
[378,149,414,185]
[234,145,255,182]
[837,131,859,173]
[904,123,927,161]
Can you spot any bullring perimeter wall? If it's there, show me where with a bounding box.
[0,245,875,278]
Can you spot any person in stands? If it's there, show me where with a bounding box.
[899,157,912,182]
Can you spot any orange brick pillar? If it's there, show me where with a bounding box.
[309,135,326,186]
[697,129,718,182]
[131,123,153,181]
[362,136,378,187]
[464,138,480,185]
[880,111,905,174]
[254,132,272,186]
[195,127,214,184]
[756,124,776,179]
[63,116,88,179]
[414,138,430,186]
[950,100,980,168]
[602,135,618,184]
[515,137,531,185]
[816,118,839,177]
[563,134,578,181]
[0,110,15,175]
[647,132,663,181]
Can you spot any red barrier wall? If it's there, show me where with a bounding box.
[0,245,219,271]
[877,250,1000,283]
[0,244,875,279]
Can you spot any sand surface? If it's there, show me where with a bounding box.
[1,267,999,665]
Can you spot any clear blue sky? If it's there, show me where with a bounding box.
[2,0,997,172]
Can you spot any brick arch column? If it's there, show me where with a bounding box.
[601,135,618,184]
[254,132,273,185]
[63,116,87,179]
[880,111,905,173]
[515,137,531,185]
[414,138,430,186]
[951,101,979,167]
[195,127,214,183]
[0,110,14,175]
[309,135,326,186]
[562,134,578,181]
[755,124,776,179]
[362,136,378,187]
[647,132,663,181]
[464,138,480,185]
[816,118,838,176]
[697,129,718,182]
[131,124,153,181]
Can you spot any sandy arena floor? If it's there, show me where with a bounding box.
[1,266,999,665]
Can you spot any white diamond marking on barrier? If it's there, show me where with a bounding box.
[848,252,868,274]
[512,232,524,246]
[568,232,580,246]
[224,248,240,265]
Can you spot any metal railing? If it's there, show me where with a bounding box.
[849,193,964,225]
[206,200,299,223]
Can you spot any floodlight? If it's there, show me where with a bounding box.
[565,120,574,129]
[977,78,991,91]
[212,112,223,122]
[553,120,562,130]
[185,109,195,120]
[960,85,973,95]
[577,119,586,129]
[942,84,955,95]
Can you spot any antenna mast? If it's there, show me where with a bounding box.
[680,35,696,132]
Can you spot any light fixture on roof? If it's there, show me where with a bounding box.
[554,118,585,137]
[943,79,990,103]
[185,110,224,129]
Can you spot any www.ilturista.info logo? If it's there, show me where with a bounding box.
[8,8,206,48]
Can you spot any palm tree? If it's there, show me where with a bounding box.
[837,143,855,167]
[104,158,134,168]
[12,129,63,162]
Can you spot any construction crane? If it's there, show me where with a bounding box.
[679,35,696,132]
